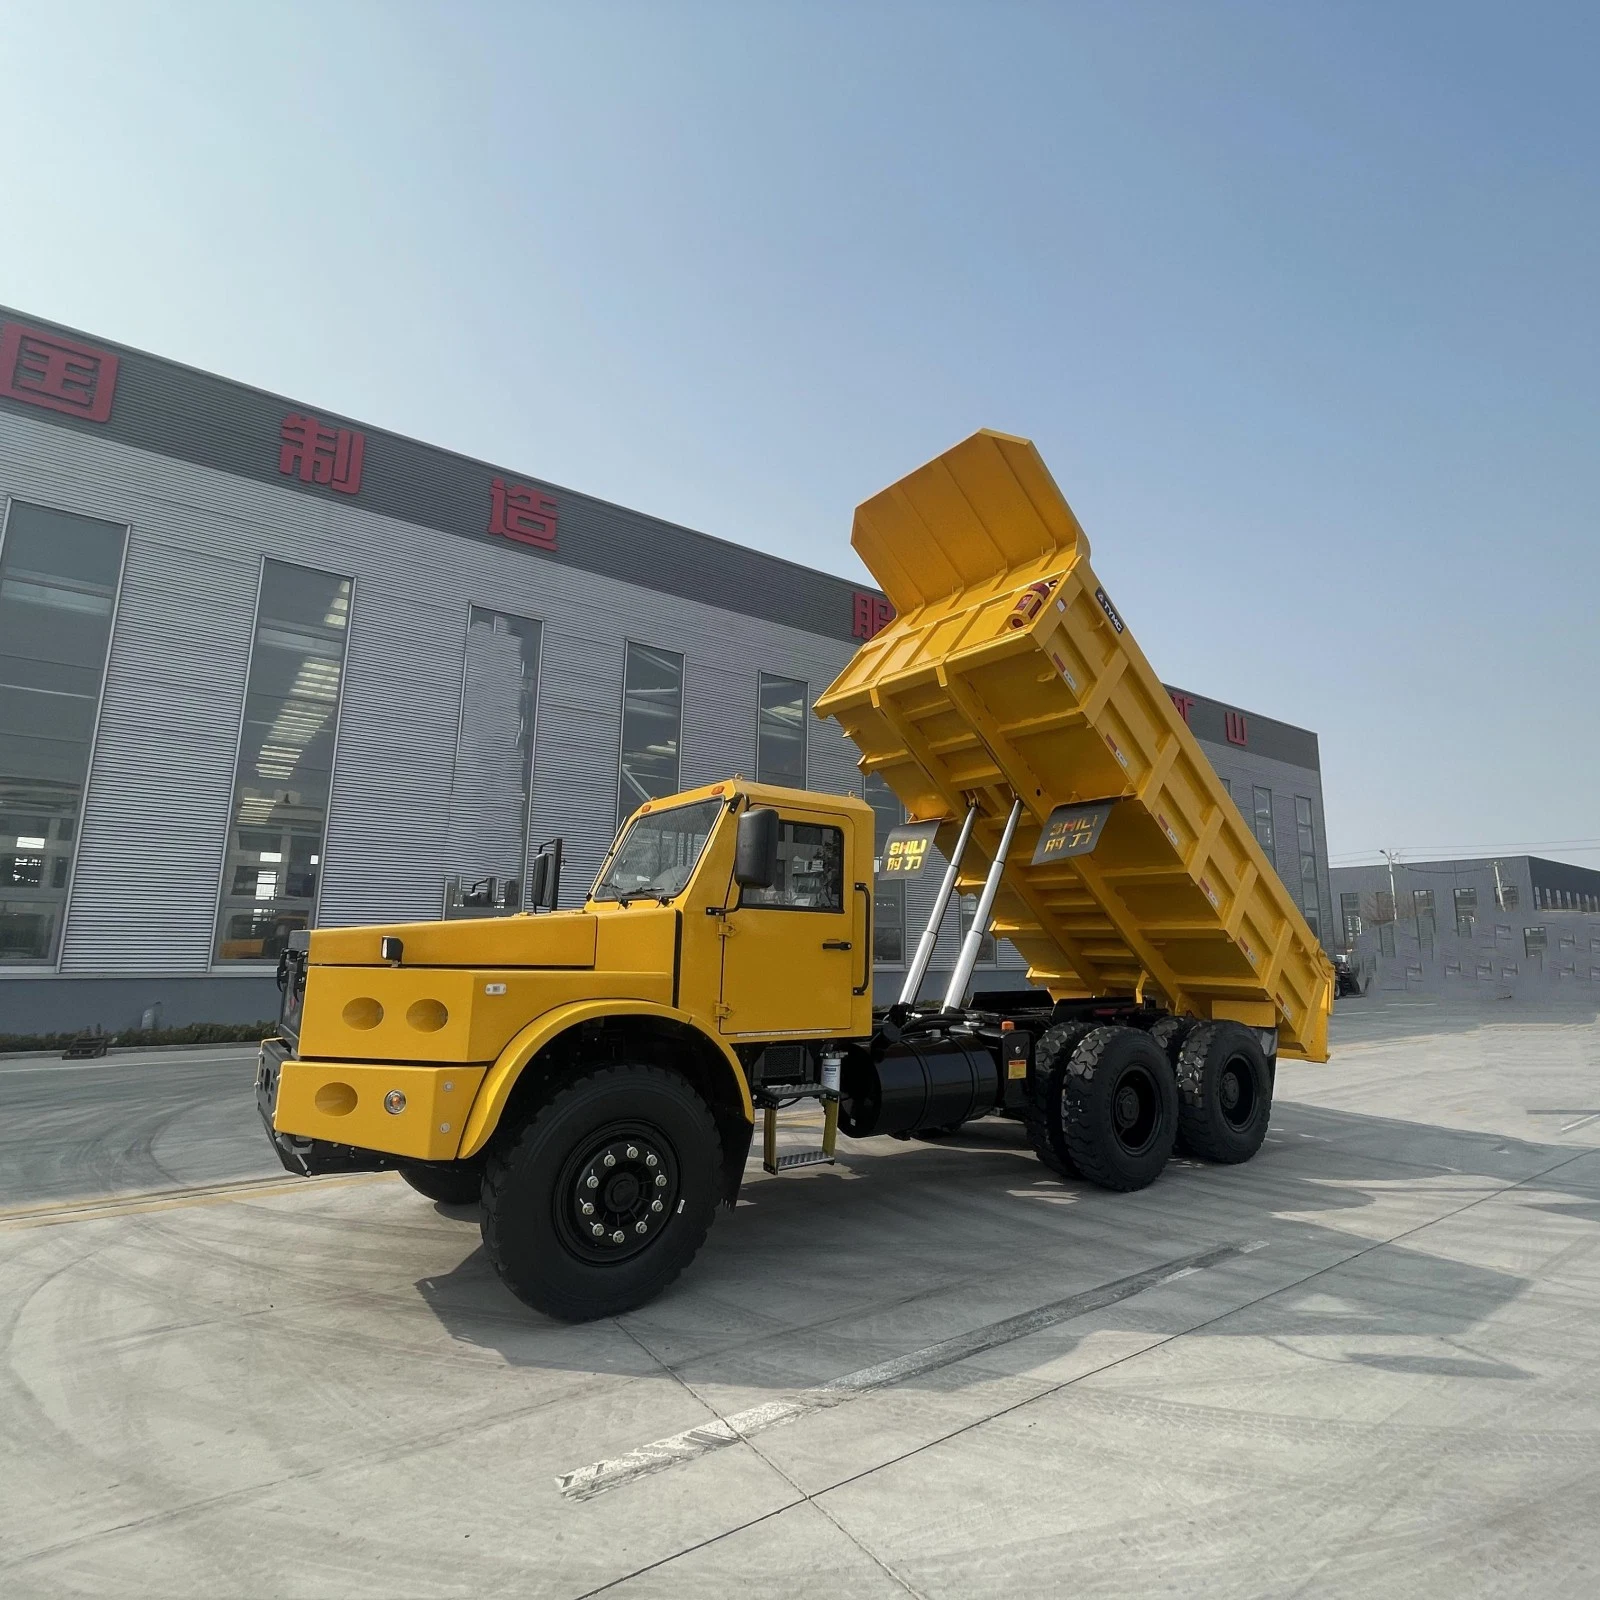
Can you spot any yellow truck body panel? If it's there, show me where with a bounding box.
[815,429,1334,1061]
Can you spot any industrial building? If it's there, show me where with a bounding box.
[1331,855,1600,1001]
[0,306,1333,1035]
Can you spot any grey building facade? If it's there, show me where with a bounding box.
[1331,855,1600,1001]
[0,307,1333,1036]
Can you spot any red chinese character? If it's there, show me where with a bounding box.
[1169,692,1195,724]
[488,477,558,551]
[1225,711,1249,747]
[279,413,364,495]
[853,591,895,639]
[0,323,119,422]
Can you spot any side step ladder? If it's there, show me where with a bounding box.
[759,1054,842,1175]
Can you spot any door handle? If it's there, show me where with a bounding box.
[821,939,853,951]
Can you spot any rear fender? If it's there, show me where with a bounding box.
[454,1000,753,1160]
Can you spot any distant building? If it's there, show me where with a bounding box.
[0,304,1333,1034]
[1330,855,1600,1000]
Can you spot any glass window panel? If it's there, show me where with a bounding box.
[873,879,905,964]
[214,560,351,962]
[742,820,844,911]
[756,673,807,789]
[0,501,126,964]
[450,608,541,894]
[1252,786,1274,857]
[617,642,683,833]
[864,773,903,859]
[1340,892,1362,950]
[959,893,997,965]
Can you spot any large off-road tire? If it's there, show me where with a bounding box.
[1149,1014,1197,1072]
[398,1162,484,1206]
[1174,1022,1273,1163]
[482,1063,722,1322]
[1060,1025,1178,1192]
[1024,1022,1097,1177]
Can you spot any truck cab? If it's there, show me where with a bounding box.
[259,780,872,1319]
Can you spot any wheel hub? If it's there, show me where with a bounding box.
[557,1129,678,1264]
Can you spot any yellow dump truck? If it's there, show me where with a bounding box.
[257,430,1334,1320]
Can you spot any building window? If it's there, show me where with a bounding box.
[1454,886,1477,940]
[1413,888,1436,951]
[215,560,351,962]
[452,608,541,894]
[756,673,807,789]
[1252,786,1274,859]
[1378,922,1395,957]
[1293,797,1319,933]
[959,893,997,965]
[874,880,906,965]
[1524,927,1548,960]
[0,501,127,965]
[617,642,684,833]
[864,772,903,865]
[1340,892,1362,949]
[741,820,843,911]
[1495,876,1519,910]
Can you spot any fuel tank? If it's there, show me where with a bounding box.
[839,1039,1000,1139]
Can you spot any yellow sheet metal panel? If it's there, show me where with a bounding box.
[816,429,1334,1061]
[273,1060,488,1161]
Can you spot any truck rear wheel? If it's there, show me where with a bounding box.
[398,1162,483,1206]
[1174,1022,1272,1163]
[1061,1026,1178,1192]
[1024,1022,1096,1177]
[481,1063,722,1322]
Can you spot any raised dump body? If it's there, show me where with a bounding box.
[816,429,1334,1061]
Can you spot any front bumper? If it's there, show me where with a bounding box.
[256,1039,488,1174]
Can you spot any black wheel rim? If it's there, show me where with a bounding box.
[1110,1064,1161,1155]
[553,1121,680,1265]
[1218,1057,1258,1129]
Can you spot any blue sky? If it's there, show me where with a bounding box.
[2,1,1595,868]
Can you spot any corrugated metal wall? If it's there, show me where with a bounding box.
[0,409,889,977]
[0,406,1330,1015]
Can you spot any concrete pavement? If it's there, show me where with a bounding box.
[1,1010,1598,1597]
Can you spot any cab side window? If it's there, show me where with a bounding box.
[742,820,844,911]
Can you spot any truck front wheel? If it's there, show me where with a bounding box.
[1061,1026,1178,1191]
[398,1161,484,1206]
[481,1063,723,1321]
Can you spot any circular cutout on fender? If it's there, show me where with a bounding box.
[407,999,448,1033]
[314,1081,358,1116]
[342,997,384,1030]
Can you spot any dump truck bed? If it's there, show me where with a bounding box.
[815,430,1334,1061]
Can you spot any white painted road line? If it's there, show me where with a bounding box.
[557,1241,1247,1501]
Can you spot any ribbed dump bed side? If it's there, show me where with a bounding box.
[817,430,1333,1061]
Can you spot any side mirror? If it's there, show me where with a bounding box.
[501,877,521,912]
[735,807,780,889]
[527,837,564,911]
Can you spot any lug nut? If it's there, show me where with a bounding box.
[591,1223,604,1237]
[580,1201,593,1216]
[635,1221,648,1234]
[611,1230,624,1244]
[626,1145,639,1158]
[651,1199,663,1213]
[603,1153,616,1168]
[655,1174,667,1187]
[645,1154,658,1168]
[586,1175,598,1189]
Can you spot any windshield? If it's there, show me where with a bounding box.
[591,798,724,903]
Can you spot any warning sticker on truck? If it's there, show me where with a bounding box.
[1031,801,1115,865]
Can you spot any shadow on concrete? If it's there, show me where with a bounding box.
[411,1096,1599,1384]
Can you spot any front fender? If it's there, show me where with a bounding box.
[454,1000,753,1158]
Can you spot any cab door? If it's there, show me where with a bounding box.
[718,809,860,1036]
